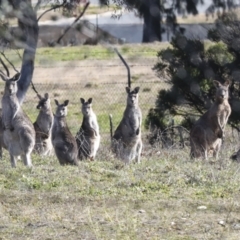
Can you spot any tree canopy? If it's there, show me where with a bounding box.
[99,0,239,42]
[0,0,89,104]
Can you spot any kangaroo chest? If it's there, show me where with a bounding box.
[125,108,141,130]
[2,95,20,127]
[216,103,231,127]
[37,111,53,133]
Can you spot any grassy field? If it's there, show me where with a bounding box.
[1,44,240,239]
[0,135,240,239]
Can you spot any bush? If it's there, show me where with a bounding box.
[146,13,240,145]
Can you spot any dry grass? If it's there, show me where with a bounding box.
[1,44,240,239]
[0,130,240,239]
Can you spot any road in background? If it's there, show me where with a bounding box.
[34,0,215,43]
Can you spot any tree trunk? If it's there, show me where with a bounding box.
[10,1,39,104]
[142,0,161,43]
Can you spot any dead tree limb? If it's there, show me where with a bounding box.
[37,0,67,21]
[56,1,90,44]
[0,52,18,73]
[31,81,41,98]
[114,48,131,88]
[0,57,9,76]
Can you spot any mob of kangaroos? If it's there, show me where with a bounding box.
[76,98,100,161]
[52,99,78,166]
[190,80,231,160]
[0,72,36,167]
[110,86,143,164]
[33,93,54,156]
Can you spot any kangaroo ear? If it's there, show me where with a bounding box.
[126,87,131,94]
[44,93,49,99]
[54,99,59,106]
[0,72,9,82]
[134,87,140,93]
[64,100,69,106]
[224,80,230,87]
[88,98,92,104]
[213,80,221,88]
[11,72,21,82]
[80,98,85,104]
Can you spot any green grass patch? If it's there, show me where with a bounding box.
[0,143,240,239]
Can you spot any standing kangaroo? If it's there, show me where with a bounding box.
[33,93,54,156]
[76,98,100,161]
[52,99,78,166]
[0,72,35,167]
[190,80,231,159]
[0,108,7,159]
[110,86,143,164]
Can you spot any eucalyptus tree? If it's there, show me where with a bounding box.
[0,0,85,104]
[99,0,238,43]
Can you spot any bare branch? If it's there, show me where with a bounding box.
[0,52,18,73]
[15,49,23,61]
[31,80,41,98]
[37,0,67,22]
[114,48,131,88]
[0,56,9,76]
[56,1,90,44]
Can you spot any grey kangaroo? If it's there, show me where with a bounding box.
[0,72,35,167]
[76,98,100,161]
[0,109,7,159]
[190,80,231,160]
[33,93,54,156]
[52,99,78,165]
[110,86,143,164]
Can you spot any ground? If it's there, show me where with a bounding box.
[0,44,240,240]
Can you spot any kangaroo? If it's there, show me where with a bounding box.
[0,72,35,167]
[33,93,54,156]
[0,108,7,159]
[190,80,231,160]
[52,99,78,166]
[76,98,100,161]
[110,86,143,164]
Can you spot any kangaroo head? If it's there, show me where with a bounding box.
[80,98,93,116]
[54,99,69,117]
[213,80,230,103]
[36,93,51,110]
[0,72,21,95]
[126,86,140,107]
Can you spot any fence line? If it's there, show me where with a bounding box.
[0,50,171,148]
[3,50,160,56]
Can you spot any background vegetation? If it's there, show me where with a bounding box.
[146,12,240,145]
